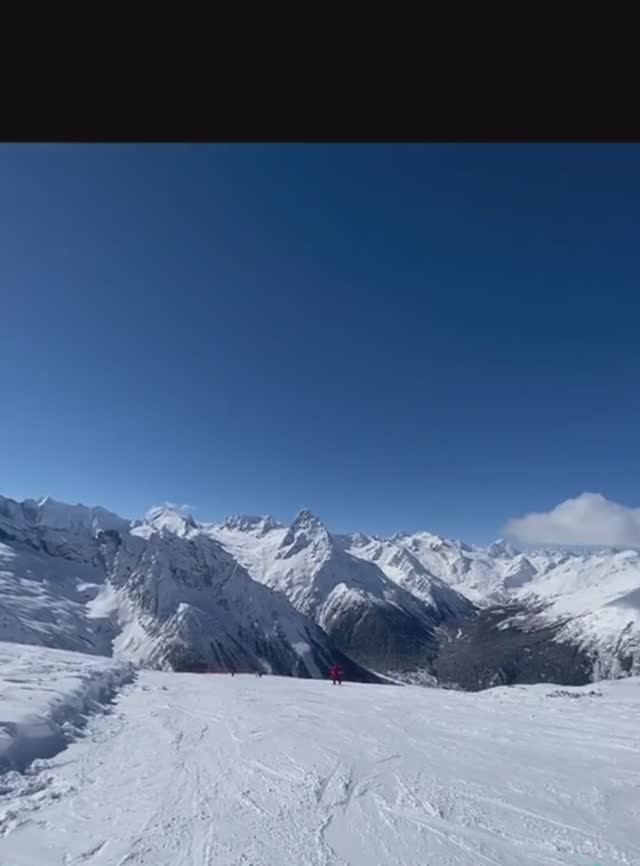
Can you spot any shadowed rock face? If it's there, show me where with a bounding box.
[170,635,381,683]
[324,599,442,676]
[434,604,594,691]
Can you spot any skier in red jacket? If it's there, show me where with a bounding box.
[329,663,343,685]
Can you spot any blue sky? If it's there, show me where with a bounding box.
[1,143,639,543]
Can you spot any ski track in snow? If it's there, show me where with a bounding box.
[2,672,640,866]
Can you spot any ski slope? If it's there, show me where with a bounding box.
[2,657,639,865]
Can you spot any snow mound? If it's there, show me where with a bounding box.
[0,642,135,774]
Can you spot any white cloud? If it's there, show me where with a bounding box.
[504,492,640,548]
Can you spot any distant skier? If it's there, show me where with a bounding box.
[329,663,343,685]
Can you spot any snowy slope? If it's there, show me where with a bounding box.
[208,514,288,576]
[0,642,134,774]
[210,510,474,680]
[0,540,114,654]
[2,657,640,865]
[0,496,123,654]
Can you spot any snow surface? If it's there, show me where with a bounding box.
[2,649,640,865]
[0,642,134,774]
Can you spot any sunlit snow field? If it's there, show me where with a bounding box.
[1,642,639,865]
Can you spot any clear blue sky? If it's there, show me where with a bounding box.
[1,143,638,542]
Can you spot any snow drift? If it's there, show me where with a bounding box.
[0,642,134,774]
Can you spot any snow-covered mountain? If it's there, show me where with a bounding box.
[375,530,640,683]
[347,531,491,611]
[361,531,522,604]
[209,509,474,680]
[212,515,640,684]
[2,492,640,687]
[0,496,374,681]
[353,529,639,673]
[508,547,640,678]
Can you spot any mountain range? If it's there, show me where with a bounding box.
[1,494,639,688]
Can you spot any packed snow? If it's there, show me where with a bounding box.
[1,651,639,865]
